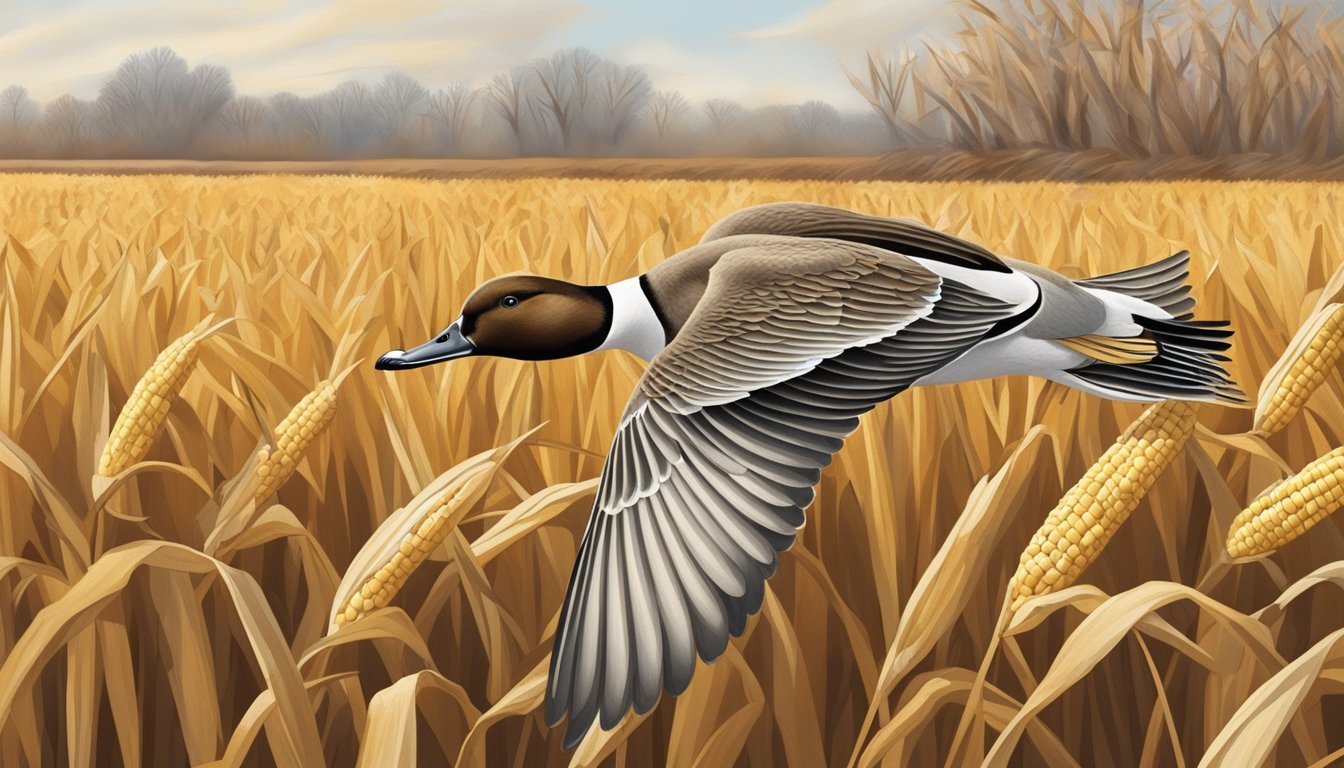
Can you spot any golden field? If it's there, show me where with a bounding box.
[0,174,1342,767]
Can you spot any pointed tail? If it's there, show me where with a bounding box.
[1067,316,1247,405]
[1064,250,1246,405]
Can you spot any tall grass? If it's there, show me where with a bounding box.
[0,174,1341,765]
[853,0,1344,158]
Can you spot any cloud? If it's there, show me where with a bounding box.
[611,38,867,111]
[0,0,587,100]
[742,0,955,50]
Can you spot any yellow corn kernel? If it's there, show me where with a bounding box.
[1255,304,1344,435]
[254,381,337,503]
[1010,401,1195,610]
[98,329,203,476]
[1226,447,1344,558]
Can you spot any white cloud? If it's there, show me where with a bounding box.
[613,38,867,110]
[743,0,955,49]
[0,0,587,100]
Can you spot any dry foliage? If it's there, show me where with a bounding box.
[0,174,1342,766]
[858,0,1344,158]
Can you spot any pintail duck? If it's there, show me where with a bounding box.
[376,202,1244,747]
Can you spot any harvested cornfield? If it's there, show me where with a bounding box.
[0,174,1342,766]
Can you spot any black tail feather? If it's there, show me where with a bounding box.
[1069,315,1247,405]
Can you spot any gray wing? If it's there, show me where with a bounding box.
[544,241,1021,748]
[700,202,1011,274]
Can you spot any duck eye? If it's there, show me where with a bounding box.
[500,295,520,309]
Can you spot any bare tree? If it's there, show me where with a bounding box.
[329,80,374,152]
[374,72,428,150]
[488,68,530,151]
[268,92,326,154]
[268,93,300,150]
[219,96,266,150]
[593,62,651,149]
[0,85,40,154]
[704,98,744,134]
[647,91,689,142]
[45,94,95,156]
[298,96,325,146]
[6,44,895,160]
[424,84,477,154]
[96,47,232,154]
[1,85,38,127]
[181,63,233,144]
[530,48,601,152]
[762,100,843,154]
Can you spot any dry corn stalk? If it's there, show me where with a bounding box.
[254,381,338,503]
[98,325,206,476]
[1254,303,1344,435]
[1226,447,1344,558]
[1009,401,1195,610]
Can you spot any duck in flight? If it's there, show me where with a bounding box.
[375,202,1244,748]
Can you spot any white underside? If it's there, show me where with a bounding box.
[905,257,1173,389]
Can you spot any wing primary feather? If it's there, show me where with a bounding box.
[546,504,606,726]
[659,477,748,597]
[622,512,665,714]
[646,490,731,660]
[637,503,697,697]
[664,469,774,567]
[562,513,610,748]
[600,514,633,729]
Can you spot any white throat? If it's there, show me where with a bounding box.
[595,276,666,361]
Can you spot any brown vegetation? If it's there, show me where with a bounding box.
[12,147,1344,182]
[855,0,1344,158]
[0,175,1342,765]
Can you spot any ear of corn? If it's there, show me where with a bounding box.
[329,438,529,630]
[1254,304,1344,435]
[254,381,338,504]
[97,328,205,476]
[334,480,477,627]
[1010,401,1196,610]
[1226,447,1344,558]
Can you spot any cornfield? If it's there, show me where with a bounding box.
[0,174,1342,766]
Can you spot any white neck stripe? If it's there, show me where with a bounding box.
[596,277,666,361]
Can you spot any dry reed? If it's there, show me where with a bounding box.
[856,0,1344,158]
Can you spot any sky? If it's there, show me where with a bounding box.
[0,0,956,109]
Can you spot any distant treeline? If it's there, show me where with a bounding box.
[0,47,887,160]
[2,0,1339,160]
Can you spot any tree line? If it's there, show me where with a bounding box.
[0,47,887,159]
[5,0,1339,161]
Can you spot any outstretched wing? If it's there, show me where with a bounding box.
[700,202,1012,274]
[544,239,1019,748]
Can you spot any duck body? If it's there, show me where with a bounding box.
[375,202,1244,748]
[583,203,1237,404]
